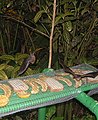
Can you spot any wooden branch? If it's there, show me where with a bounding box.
[48,0,56,68]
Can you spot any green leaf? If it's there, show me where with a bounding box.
[65,21,73,31]
[15,53,29,61]
[7,1,13,8]
[11,66,20,78]
[46,106,56,120]
[46,0,53,6]
[52,117,64,120]
[93,0,98,4]
[93,2,98,11]
[81,8,89,15]
[25,68,36,75]
[0,70,8,80]
[63,29,71,42]
[41,19,51,24]
[58,12,74,19]
[0,55,14,61]
[55,16,62,25]
[15,116,23,120]
[0,64,7,70]
[64,11,74,17]
[34,10,45,23]
[4,65,14,78]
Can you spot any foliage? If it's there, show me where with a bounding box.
[46,106,64,120]
[0,53,43,80]
[73,113,96,120]
[45,103,96,120]
[0,0,98,67]
[0,0,98,119]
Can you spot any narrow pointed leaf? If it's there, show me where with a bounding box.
[34,10,45,23]
[0,70,8,80]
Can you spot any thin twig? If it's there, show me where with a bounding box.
[1,15,49,38]
[48,0,56,68]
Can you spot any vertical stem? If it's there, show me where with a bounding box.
[13,23,19,51]
[25,28,35,50]
[48,0,56,68]
[68,102,72,120]
[64,103,69,120]
[0,31,5,54]
[56,103,64,117]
